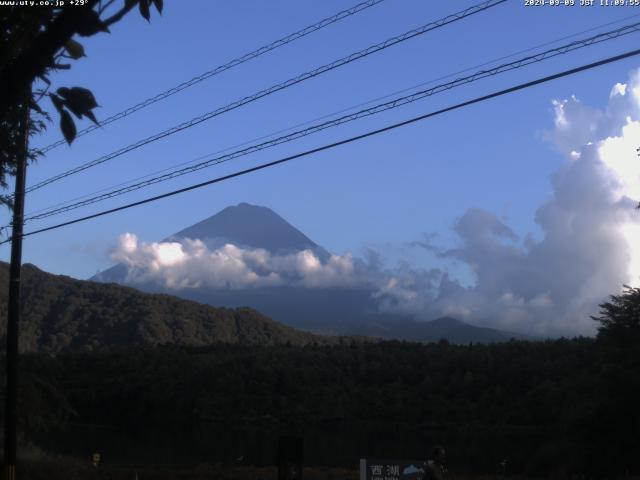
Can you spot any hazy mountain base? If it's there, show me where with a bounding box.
[0,261,514,353]
[332,315,530,343]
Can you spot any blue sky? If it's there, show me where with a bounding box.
[3,0,640,333]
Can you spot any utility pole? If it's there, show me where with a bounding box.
[4,87,30,480]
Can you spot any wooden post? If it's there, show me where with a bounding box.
[4,87,30,480]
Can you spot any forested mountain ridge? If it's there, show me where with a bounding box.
[0,262,341,352]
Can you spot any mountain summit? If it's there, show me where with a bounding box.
[168,203,323,254]
[93,203,329,283]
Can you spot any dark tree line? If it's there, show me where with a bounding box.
[3,333,637,475]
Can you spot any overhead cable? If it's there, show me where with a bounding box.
[25,11,640,219]
[35,0,388,154]
[21,20,640,224]
[24,0,506,194]
[4,46,639,244]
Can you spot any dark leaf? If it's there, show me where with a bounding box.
[57,86,99,119]
[139,0,150,21]
[152,0,163,14]
[68,87,98,110]
[60,110,77,145]
[76,9,110,36]
[64,39,86,59]
[63,102,83,119]
[54,63,71,70]
[50,94,64,114]
[84,109,99,126]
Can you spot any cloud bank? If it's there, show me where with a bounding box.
[112,233,362,290]
[111,71,640,337]
[398,70,640,336]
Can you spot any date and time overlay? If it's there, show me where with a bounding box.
[1,0,640,8]
[526,0,640,6]
[2,0,640,8]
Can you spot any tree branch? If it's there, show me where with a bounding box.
[98,0,117,15]
[0,1,100,111]
[102,0,138,28]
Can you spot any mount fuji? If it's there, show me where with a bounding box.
[92,203,520,343]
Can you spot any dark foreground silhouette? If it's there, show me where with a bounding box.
[1,331,637,477]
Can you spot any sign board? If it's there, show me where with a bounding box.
[360,458,425,480]
[92,453,101,467]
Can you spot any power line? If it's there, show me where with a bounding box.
[20,20,640,224]
[23,11,640,220]
[23,0,506,195]
[35,0,387,155]
[3,46,639,245]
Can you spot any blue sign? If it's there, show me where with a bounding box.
[360,459,426,480]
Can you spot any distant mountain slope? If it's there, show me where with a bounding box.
[342,316,524,344]
[0,262,340,353]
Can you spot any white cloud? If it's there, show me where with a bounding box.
[112,234,363,290]
[403,69,640,336]
[610,82,626,98]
